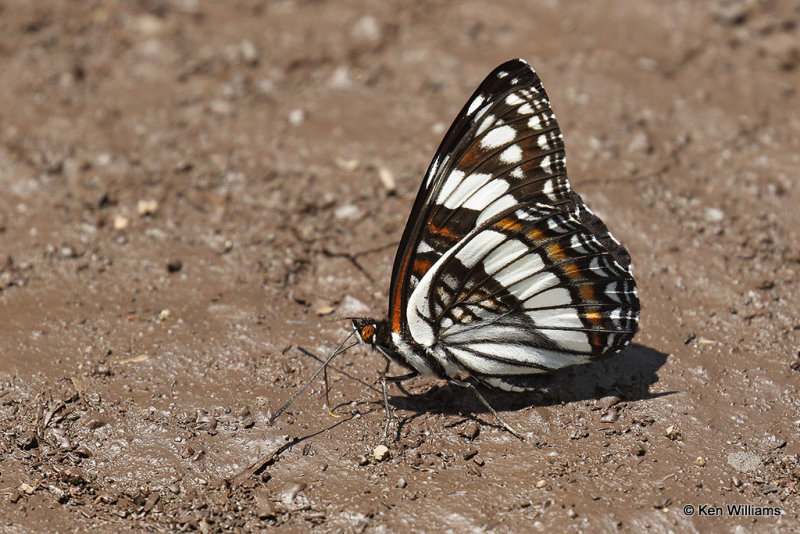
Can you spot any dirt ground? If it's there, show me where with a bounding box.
[1,0,799,532]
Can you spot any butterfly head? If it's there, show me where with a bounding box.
[352,317,382,346]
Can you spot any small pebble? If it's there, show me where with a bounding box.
[166,260,182,273]
[283,481,306,502]
[288,108,306,126]
[254,487,275,518]
[19,483,35,495]
[535,479,547,489]
[596,395,621,410]
[695,456,706,466]
[396,478,407,489]
[463,447,478,460]
[137,199,158,216]
[461,421,480,440]
[600,410,619,423]
[373,444,390,462]
[113,215,129,230]
[664,425,682,440]
[357,455,370,466]
[378,167,396,194]
[732,476,742,488]
[472,454,485,467]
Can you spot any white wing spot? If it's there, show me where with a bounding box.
[542,179,556,200]
[443,172,492,209]
[518,103,533,115]
[527,115,542,129]
[480,125,516,149]
[476,114,495,136]
[454,230,505,269]
[497,70,508,79]
[525,287,572,309]
[463,179,510,211]
[540,155,552,173]
[499,144,523,164]
[435,169,465,205]
[475,194,517,225]
[510,167,524,179]
[537,134,550,150]
[505,93,524,106]
[467,95,485,116]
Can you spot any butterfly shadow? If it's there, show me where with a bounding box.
[386,343,672,418]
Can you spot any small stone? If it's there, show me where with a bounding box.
[167,484,181,494]
[210,100,233,115]
[665,425,682,440]
[472,454,485,467]
[596,395,621,410]
[351,15,382,45]
[695,456,706,466]
[158,309,171,321]
[600,409,619,423]
[113,215,129,230]
[373,444,390,462]
[334,204,362,220]
[653,497,672,509]
[167,260,183,273]
[396,478,407,489]
[19,483,35,495]
[240,40,259,65]
[334,157,360,171]
[254,487,275,518]
[632,444,647,457]
[732,476,742,488]
[761,484,779,495]
[137,199,158,216]
[17,432,38,450]
[463,447,478,460]
[535,479,547,489]
[461,421,480,440]
[567,508,577,518]
[377,167,396,194]
[315,306,335,316]
[282,481,306,502]
[357,455,370,466]
[288,108,306,126]
[705,207,725,222]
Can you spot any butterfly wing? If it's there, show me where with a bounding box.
[390,59,639,387]
[389,58,578,335]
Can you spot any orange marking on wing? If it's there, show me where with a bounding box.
[585,310,603,326]
[580,285,596,301]
[547,243,567,261]
[591,332,603,347]
[493,217,522,232]
[413,258,432,276]
[562,262,582,279]
[428,221,461,240]
[458,141,486,168]
[526,227,545,241]
[391,249,412,333]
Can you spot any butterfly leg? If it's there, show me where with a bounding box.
[380,371,419,443]
[451,380,524,441]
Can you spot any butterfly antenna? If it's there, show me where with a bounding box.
[269,331,359,424]
[285,316,364,326]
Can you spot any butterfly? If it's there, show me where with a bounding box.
[276,59,639,439]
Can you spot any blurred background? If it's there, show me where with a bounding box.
[1,1,799,531]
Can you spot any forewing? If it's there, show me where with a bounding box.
[405,203,639,387]
[388,59,576,335]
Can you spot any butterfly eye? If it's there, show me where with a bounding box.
[360,324,376,344]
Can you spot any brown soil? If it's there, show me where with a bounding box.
[1,1,799,532]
